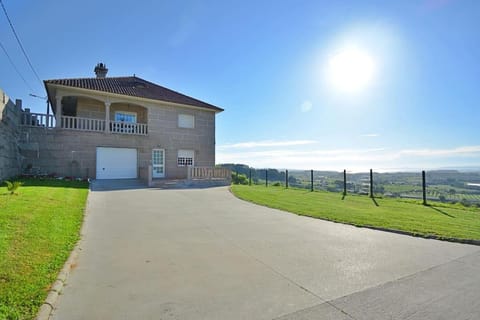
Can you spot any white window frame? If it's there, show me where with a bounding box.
[115,111,137,123]
[177,149,194,167]
[178,114,195,129]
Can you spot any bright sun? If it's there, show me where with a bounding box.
[327,47,375,93]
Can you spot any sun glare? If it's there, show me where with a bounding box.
[327,47,375,93]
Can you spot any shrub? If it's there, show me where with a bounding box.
[232,172,249,185]
[4,180,23,195]
[460,198,471,207]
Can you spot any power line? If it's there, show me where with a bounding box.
[0,39,34,91]
[0,0,43,86]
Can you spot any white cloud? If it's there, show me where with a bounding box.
[216,146,392,171]
[216,143,480,171]
[300,100,313,112]
[217,140,317,150]
[399,146,480,157]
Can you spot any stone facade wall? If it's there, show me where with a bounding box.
[19,101,217,180]
[75,97,105,119]
[0,89,21,180]
[21,128,151,178]
[147,103,216,179]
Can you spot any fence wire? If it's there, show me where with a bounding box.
[230,167,480,207]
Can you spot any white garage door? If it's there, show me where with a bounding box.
[96,147,137,179]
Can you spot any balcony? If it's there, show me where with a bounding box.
[20,112,148,135]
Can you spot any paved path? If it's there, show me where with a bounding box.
[52,186,480,320]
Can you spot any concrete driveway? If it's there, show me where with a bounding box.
[52,186,480,320]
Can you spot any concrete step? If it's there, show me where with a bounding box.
[151,179,230,189]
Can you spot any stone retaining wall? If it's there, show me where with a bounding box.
[0,89,21,180]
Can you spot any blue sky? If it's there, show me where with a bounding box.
[1,0,479,171]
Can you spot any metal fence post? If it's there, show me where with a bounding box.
[310,169,314,192]
[370,169,374,198]
[249,168,252,186]
[422,170,427,205]
[265,169,268,187]
[343,169,347,196]
[286,169,289,189]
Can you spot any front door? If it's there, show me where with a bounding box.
[152,149,165,178]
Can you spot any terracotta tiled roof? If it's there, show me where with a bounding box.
[44,76,223,112]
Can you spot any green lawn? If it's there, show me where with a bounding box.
[0,179,89,320]
[231,185,480,241]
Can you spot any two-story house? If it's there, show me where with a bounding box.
[18,63,227,183]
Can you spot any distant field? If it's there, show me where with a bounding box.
[234,167,480,205]
[251,177,480,205]
[231,185,480,242]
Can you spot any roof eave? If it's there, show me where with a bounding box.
[43,80,57,114]
[44,82,224,113]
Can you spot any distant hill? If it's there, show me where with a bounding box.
[217,163,480,184]
[216,164,291,183]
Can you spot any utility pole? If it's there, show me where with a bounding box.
[29,93,50,126]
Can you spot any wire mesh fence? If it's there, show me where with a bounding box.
[228,166,480,207]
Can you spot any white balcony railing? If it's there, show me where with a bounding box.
[61,116,106,132]
[188,167,231,181]
[110,121,148,135]
[20,112,148,135]
[21,112,55,128]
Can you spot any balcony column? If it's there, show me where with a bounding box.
[104,101,111,133]
[55,96,62,128]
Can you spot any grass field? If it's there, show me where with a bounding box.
[231,185,480,241]
[0,179,89,320]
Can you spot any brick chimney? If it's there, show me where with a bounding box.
[94,63,108,78]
